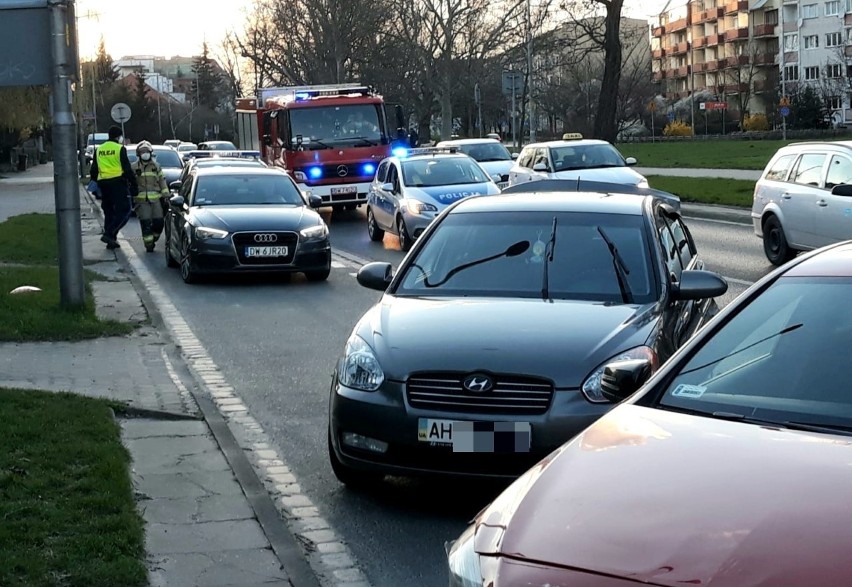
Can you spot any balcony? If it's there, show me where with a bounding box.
[846,13,852,26]
[693,36,706,49]
[693,62,707,73]
[696,6,725,21]
[671,41,690,54]
[669,17,688,32]
[723,55,750,67]
[724,27,749,41]
[653,25,665,37]
[753,80,773,92]
[784,51,798,63]
[724,0,749,13]
[705,60,719,71]
[675,65,691,77]
[846,46,852,58]
[653,70,666,82]
[754,23,776,37]
[653,48,666,59]
[705,34,721,46]
[752,53,777,66]
[783,21,798,32]
[725,82,750,93]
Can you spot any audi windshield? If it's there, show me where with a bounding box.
[192,175,304,206]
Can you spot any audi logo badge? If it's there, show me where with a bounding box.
[337,165,348,177]
[463,374,493,393]
[253,233,278,243]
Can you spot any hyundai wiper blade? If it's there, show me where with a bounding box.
[541,216,557,301]
[596,226,633,303]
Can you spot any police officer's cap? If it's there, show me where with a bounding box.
[108,125,122,140]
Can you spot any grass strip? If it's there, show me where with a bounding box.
[0,214,59,265]
[647,175,755,208]
[0,388,146,587]
[617,139,796,170]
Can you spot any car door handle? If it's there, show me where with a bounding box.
[781,193,792,200]
[818,199,828,207]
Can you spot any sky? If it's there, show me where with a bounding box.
[76,0,674,62]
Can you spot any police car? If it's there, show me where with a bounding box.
[366,147,501,251]
[508,133,648,188]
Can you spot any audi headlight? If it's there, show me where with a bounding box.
[447,524,482,587]
[195,226,229,240]
[405,199,438,215]
[581,345,658,403]
[338,334,384,391]
[300,223,329,240]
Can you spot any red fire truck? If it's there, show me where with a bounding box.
[235,84,406,210]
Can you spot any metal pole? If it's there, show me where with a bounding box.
[91,66,97,132]
[512,85,517,149]
[527,0,536,143]
[49,0,85,307]
[780,3,786,140]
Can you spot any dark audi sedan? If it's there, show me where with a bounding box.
[164,167,331,283]
[328,189,728,484]
[447,241,852,587]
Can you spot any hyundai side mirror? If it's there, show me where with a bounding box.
[673,270,728,301]
[600,358,653,403]
[357,262,394,291]
[625,157,638,166]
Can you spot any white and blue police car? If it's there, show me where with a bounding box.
[366,147,501,251]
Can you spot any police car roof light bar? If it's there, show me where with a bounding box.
[404,147,460,156]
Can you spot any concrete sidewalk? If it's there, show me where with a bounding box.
[636,166,762,181]
[0,164,301,587]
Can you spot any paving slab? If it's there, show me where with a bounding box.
[147,550,289,587]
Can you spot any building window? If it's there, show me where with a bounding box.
[827,63,843,78]
[766,9,779,24]
[826,0,841,15]
[829,96,842,110]
[847,0,852,12]
[805,66,820,80]
[802,3,818,17]
[827,32,843,46]
[804,35,819,48]
[784,65,800,81]
[784,33,799,51]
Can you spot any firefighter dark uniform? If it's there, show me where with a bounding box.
[131,141,169,252]
[90,125,137,249]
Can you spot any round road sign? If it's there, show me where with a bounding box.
[780,105,791,117]
[110,102,132,124]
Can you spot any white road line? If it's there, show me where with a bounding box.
[683,215,752,227]
[120,238,371,587]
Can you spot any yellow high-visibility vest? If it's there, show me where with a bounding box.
[96,140,123,180]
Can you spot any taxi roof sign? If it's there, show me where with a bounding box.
[562,133,584,140]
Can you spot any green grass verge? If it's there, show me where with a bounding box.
[0,388,146,587]
[647,175,755,208]
[0,214,59,265]
[617,139,796,170]
[0,266,133,341]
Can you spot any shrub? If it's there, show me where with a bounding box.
[663,120,694,137]
[742,114,769,131]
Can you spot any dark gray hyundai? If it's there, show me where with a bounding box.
[328,188,728,485]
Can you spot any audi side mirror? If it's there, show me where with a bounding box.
[169,195,185,208]
[169,180,182,191]
[308,194,323,208]
[357,262,394,291]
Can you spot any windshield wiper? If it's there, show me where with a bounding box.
[596,226,633,303]
[541,217,557,301]
[678,323,804,376]
[424,240,530,288]
[710,412,852,437]
[303,138,332,150]
[347,136,377,147]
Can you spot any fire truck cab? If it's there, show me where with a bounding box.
[236,84,405,210]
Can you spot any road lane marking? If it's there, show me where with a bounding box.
[120,239,372,587]
[683,215,751,227]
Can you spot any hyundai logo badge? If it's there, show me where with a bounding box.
[463,374,493,393]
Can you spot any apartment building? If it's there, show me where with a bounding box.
[652,0,852,123]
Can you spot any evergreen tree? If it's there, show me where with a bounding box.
[191,43,223,110]
[94,37,119,86]
[128,68,156,141]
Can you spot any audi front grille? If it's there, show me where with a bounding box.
[406,372,554,415]
[232,231,299,265]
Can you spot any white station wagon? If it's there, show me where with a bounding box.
[752,141,852,265]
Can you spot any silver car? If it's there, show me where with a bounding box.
[366,147,501,251]
[752,141,852,265]
[435,138,517,189]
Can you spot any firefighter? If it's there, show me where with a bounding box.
[131,141,169,252]
[90,126,137,249]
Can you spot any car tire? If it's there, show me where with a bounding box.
[305,266,331,282]
[367,207,385,241]
[179,234,198,284]
[165,226,178,268]
[762,214,797,266]
[397,215,413,252]
[328,429,383,489]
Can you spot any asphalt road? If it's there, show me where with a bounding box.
[122,205,775,587]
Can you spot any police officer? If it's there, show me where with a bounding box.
[131,141,169,252]
[90,126,137,249]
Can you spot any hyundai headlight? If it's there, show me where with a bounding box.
[406,199,438,215]
[338,334,384,391]
[447,524,482,587]
[195,226,229,240]
[581,345,657,403]
[300,223,329,240]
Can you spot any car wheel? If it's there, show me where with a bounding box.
[165,226,178,268]
[305,266,331,282]
[367,207,385,241]
[328,429,383,489]
[397,215,413,252]
[762,214,797,266]
[179,234,197,284]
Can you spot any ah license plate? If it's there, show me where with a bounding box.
[245,246,288,257]
[417,418,531,453]
[330,186,357,196]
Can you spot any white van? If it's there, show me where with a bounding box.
[85,133,109,165]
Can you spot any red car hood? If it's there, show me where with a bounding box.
[475,404,852,587]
